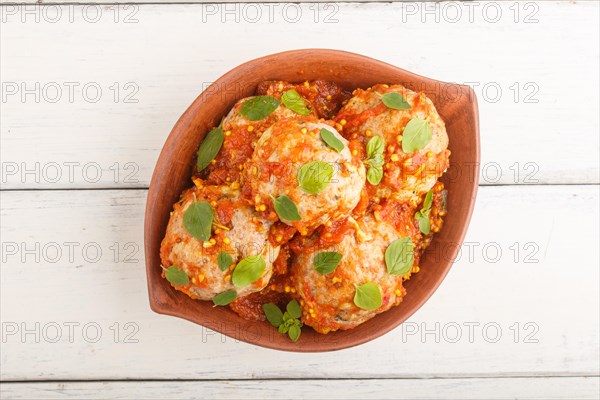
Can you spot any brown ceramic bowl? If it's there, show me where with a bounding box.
[145,49,479,352]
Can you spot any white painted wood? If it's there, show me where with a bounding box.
[1,185,598,380]
[1,2,598,189]
[2,377,599,400]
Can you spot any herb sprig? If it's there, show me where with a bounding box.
[415,189,434,234]
[364,136,385,185]
[263,300,303,342]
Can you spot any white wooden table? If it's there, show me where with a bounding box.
[1,1,599,399]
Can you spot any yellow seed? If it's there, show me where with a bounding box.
[395,289,402,296]
[396,135,403,142]
[412,266,420,273]
[340,119,347,126]
[390,154,399,162]
[304,81,309,88]
[301,128,307,134]
[326,95,332,100]
[192,277,197,284]
[247,125,254,132]
[209,238,216,245]
[224,275,231,281]
[291,288,296,293]
[258,204,266,212]
[309,308,314,313]
[202,241,214,248]
[275,235,283,242]
[223,237,230,244]
[198,274,205,282]
[278,83,284,91]
[231,181,240,189]
[365,129,372,137]
[332,277,342,284]
[404,158,412,166]
[225,130,232,137]
[300,299,305,306]
[335,123,343,131]
[352,149,358,156]
[284,286,291,293]
[210,201,217,207]
[427,151,434,158]
[382,84,389,88]
[210,159,216,165]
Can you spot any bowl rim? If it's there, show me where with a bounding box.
[144,48,480,352]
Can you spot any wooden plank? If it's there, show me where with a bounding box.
[1,2,598,189]
[2,377,599,400]
[1,185,598,380]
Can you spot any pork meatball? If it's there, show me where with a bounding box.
[246,118,366,235]
[160,185,280,300]
[290,213,419,334]
[336,84,450,201]
[202,96,302,185]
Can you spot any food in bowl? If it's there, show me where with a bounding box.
[159,80,449,341]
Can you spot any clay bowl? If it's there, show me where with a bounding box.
[145,49,479,352]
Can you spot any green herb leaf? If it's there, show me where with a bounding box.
[353,282,382,310]
[217,252,233,271]
[273,195,301,221]
[366,136,384,158]
[367,164,383,185]
[297,161,334,194]
[313,251,343,274]
[282,311,293,322]
[415,189,434,234]
[402,117,432,153]
[288,324,301,342]
[286,300,302,319]
[232,255,266,287]
[183,200,214,241]
[415,211,431,234]
[381,92,411,110]
[278,324,289,334]
[263,303,284,327]
[163,265,189,286]
[196,126,224,172]
[320,128,344,152]
[212,290,237,306]
[385,237,414,275]
[240,96,280,121]
[422,189,434,211]
[282,89,311,116]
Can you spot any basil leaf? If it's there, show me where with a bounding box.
[402,117,432,153]
[183,200,214,241]
[416,211,431,234]
[353,282,382,310]
[416,189,434,234]
[423,189,434,211]
[366,136,384,158]
[164,265,189,286]
[313,251,342,274]
[196,126,224,172]
[385,237,414,275]
[381,92,411,110]
[273,195,301,221]
[232,255,266,287]
[278,324,289,334]
[282,311,293,322]
[282,89,311,116]
[297,161,334,194]
[263,303,283,327]
[286,299,302,319]
[212,290,237,306]
[367,164,383,185]
[320,128,344,152]
[217,252,233,271]
[288,324,301,342]
[240,96,280,121]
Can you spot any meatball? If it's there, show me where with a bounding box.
[202,96,301,185]
[160,185,280,300]
[336,84,449,201]
[290,213,419,334]
[246,118,366,235]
